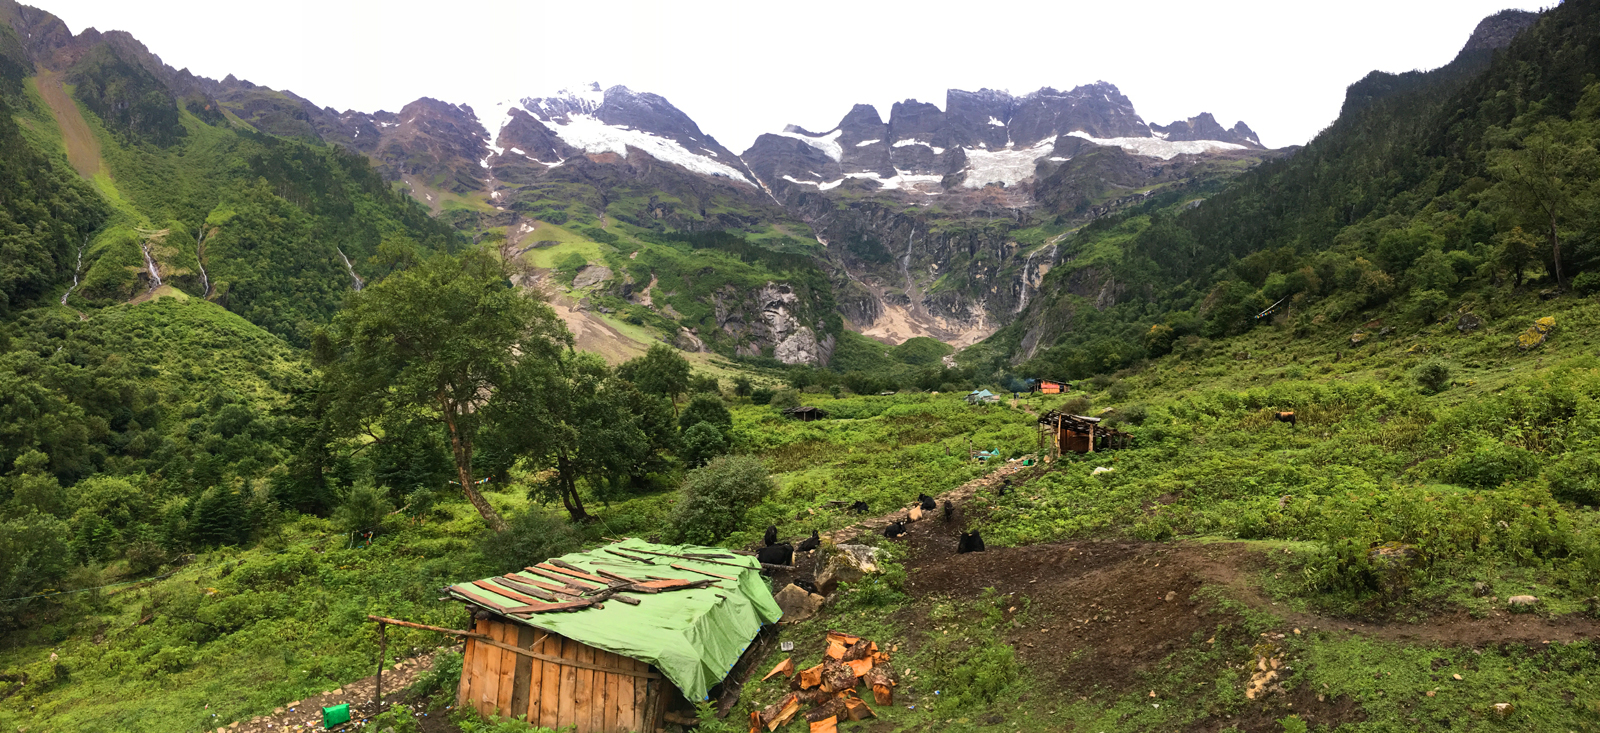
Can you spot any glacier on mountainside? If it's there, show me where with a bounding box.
[774,128,844,162]
[1067,131,1244,160]
[961,137,1057,188]
[541,114,753,183]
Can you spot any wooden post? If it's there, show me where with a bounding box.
[1087,422,1095,453]
[375,621,387,707]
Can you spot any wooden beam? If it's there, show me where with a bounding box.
[523,566,602,591]
[367,615,476,637]
[671,563,736,580]
[540,561,608,584]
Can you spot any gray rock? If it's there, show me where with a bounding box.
[774,584,826,624]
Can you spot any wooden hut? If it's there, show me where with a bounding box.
[440,540,782,731]
[1037,379,1070,395]
[780,406,828,421]
[1037,410,1131,455]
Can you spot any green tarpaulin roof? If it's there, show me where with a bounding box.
[444,538,781,701]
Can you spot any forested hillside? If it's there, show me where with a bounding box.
[976,7,1597,384]
[10,3,1600,733]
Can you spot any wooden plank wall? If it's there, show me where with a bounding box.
[455,618,670,732]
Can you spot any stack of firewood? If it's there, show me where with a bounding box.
[751,631,899,733]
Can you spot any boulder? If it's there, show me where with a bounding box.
[814,544,880,595]
[774,584,826,624]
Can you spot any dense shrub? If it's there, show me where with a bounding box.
[680,422,728,467]
[1412,360,1452,394]
[331,481,391,537]
[478,508,581,574]
[672,456,774,545]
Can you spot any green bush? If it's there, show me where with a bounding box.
[678,393,732,434]
[679,422,727,468]
[332,481,392,537]
[479,509,581,574]
[1412,360,1451,394]
[1572,270,1600,296]
[750,387,774,405]
[1429,434,1540,489]
[672,456,774,545]
[769,388,801,410]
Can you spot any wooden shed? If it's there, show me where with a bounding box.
[1037,379,1071,395]
[441,540,782,731]
[780,406,828,421]
[1037,410,1131,455]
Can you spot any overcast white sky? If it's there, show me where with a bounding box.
[36,0,1551,151]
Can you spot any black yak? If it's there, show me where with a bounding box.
[883,521,906,539]
[957,530,986,554]
[797,530,820,553]
[757,543,794,566]
[763,525,778,547]
[918,494,937,511]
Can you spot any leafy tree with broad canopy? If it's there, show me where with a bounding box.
[314,250,570,532]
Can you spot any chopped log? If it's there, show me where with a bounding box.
[759,693,801,731]
[843,696,875,721]
[798,663,824,690]
[671,563,737,580]
[808,717,838,733]
[864,663,897,705]
[825,640,846,660]
[845,658,874,679]
[825,631,861,647]
[795,689,836,706]
[819,660,856,693]
[805,698,849,722]
[841,641,873,662]
[762,657,796,681]
[539,561,608,584]
[749,711,761,733]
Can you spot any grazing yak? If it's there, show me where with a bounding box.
[1274,411,1297,428]
[957,530,986,554]
[796,530,820,553]
[757,543,794,566]
[848,500,870,514]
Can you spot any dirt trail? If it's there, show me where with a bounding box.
[823,459,1037,544]
[34,70,103,180]
[208,649,448,733]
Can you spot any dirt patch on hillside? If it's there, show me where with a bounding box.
[34,70,104,180]
[891,532,1600,731]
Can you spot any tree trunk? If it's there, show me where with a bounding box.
[1548,210,1564,289]
[555,454,591,523]
[441,402,507,533]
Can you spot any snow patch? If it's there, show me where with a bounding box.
[1150,129,1169,140]
[774,128,843,162]
[988,116,1005,127]
[891,139,944,154]
[510,147,526,155]
[1047,156,1069,162]
[546,114,753,183]
[818,179,844,191]
[856,139,881,147]
[960,137,1057,188]
[1067,131,1245,160]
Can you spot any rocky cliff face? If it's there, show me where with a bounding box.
[739,81,1274,347]
[1460,9,1539,53]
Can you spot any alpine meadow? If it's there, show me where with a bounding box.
[6,2,1600,732]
